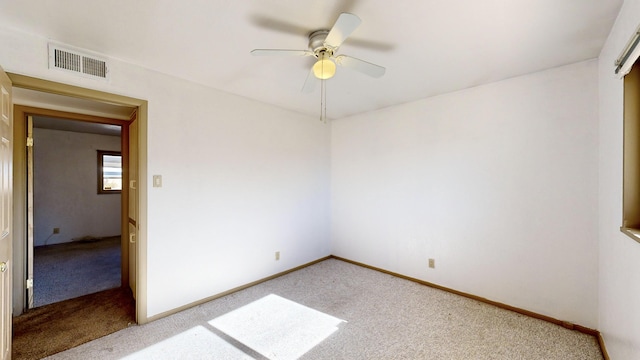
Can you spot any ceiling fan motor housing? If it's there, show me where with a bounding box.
[308,30,333,56]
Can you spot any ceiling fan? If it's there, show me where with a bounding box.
[251,13,386,93]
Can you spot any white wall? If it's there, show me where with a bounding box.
[7,11,632,339]
[598,0,640,358]
[33,128,121,246]
[0,26,331,317]
[331,61,599,328]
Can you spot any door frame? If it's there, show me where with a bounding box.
[9,73,148,324]
[19,106,128,309]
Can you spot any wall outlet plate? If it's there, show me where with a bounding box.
[428,258,435,268]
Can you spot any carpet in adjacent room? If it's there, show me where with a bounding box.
[13,286,135,359]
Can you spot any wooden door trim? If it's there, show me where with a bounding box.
[8,74,142,107]
[11,106,26,317]
[121,116,130,289]
[9,74,148,324]
[15,106,129,126]
[15,105,129,301]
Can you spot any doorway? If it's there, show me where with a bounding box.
[8,73,148,324]
[30,114,124,308]
[17,106,131,310]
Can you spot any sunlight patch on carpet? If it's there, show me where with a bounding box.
[121,325,253,360]
[209,294,346,360]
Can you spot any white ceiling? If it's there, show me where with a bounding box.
[0,0,623,119]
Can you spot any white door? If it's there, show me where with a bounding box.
[0,66,14,360]
[128,113,138,298]
[26,116,33,309]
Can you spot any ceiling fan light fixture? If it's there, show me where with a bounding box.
[313,53,336,80]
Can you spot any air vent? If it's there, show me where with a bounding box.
[48,43,109,81]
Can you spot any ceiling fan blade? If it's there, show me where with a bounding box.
[324,13,362,50]
[249,14,311,37]
[251,49,314,56]
[301,68,318,93]
[335,55,386,78]
[346,38,396,52]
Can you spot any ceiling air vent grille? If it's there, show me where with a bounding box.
[48,43,109,81]
[82,56,107,78]
[53,49,81,72]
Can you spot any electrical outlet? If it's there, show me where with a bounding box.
[275,251,280,261]
[53,227,60,234]
[428,258,435,269]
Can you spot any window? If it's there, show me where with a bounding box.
[618,23,640,242]
[98,150,122,194]
[622,60,640,242]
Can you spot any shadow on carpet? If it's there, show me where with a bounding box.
[12,286,135,359]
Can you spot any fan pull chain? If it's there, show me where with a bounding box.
[323,79,327,123]
[319,79,322,121]
[320,79,327,122]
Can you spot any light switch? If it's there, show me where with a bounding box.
[153,175,162,187]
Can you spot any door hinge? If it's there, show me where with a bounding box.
[26,278,33,289]
[26,137,33,147]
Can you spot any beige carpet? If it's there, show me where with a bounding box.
[44,259,602,359]
[13,287,135,359]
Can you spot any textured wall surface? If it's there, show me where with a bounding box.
[1,26,331,318]
[34,128,121,246]
[332,61,599,328]
[598,0,640,358]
